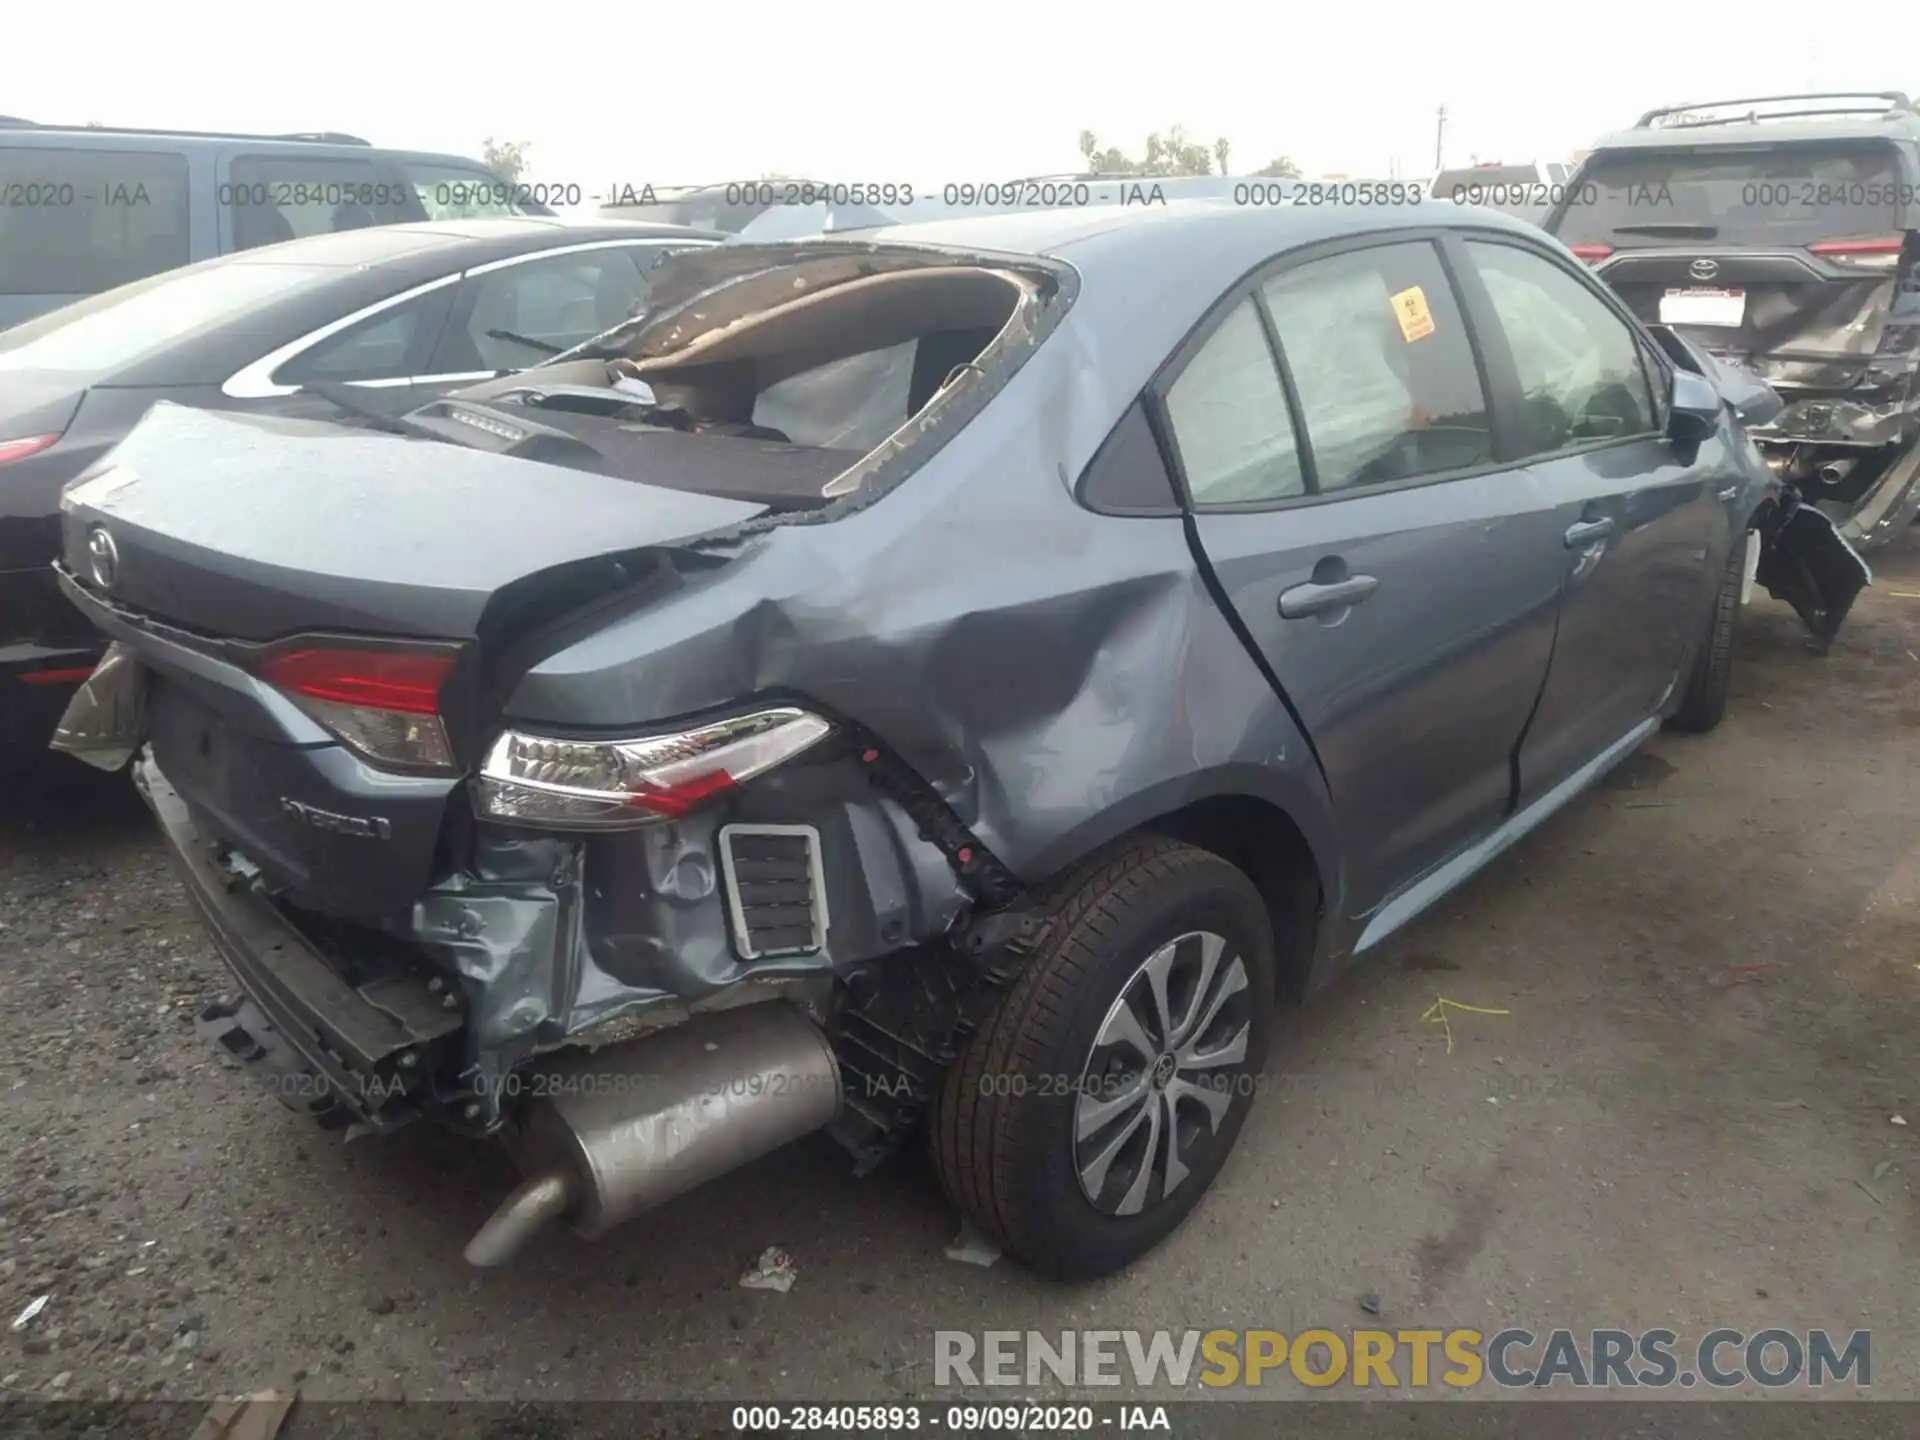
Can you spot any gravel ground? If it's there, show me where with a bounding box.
[1,537,1916,1421]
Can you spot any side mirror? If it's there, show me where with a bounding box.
[1667,369,1721,445]
[1648,324,1784,428]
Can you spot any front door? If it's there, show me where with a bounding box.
[1451,237,1729,804]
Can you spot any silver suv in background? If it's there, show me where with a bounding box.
[0,120,554,329]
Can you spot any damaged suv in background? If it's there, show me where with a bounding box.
[1548,92,1920,559]
[48,204,1860,1280]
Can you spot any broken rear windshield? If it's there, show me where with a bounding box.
[1553,141,1910,248]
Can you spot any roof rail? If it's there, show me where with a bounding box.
[0,120,372,145]
[270,131,372,145]
[1634,92,1918,129]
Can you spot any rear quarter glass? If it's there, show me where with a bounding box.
[1554,141,1908,248]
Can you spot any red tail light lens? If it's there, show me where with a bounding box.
[261,648,454,714]
[0,434,62,466]
[261,646,458,770]
[1569,243,1613,263]
[20,666,100,686]
[1808,237,1904,270]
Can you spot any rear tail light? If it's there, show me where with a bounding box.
[261,646,458,770]
[20,666,99,687]
[1568,243,1613,263]
[1807,237,1904,271]
[0,433,62,466]
[475,708,832,830]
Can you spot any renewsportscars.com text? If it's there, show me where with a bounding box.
[934,1327,1871,1390]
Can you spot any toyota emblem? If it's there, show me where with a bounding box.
[86,526,119,589]
[1689,258,1720,281]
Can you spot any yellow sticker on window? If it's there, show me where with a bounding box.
[1390,285,1436,343]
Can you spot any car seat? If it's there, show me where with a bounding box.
[234,204,295,251]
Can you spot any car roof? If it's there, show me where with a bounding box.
[821,200,1553,426]
[0,218,728,392]
[0,121,495,168]
[1586,93,1920,154]
[219,217,727,270]
[1588,117,1920,153]
[857,195,1542,264]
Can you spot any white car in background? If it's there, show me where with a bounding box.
[1427,160,1573,224]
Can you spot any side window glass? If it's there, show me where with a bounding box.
[403,165,539,219]
[274,291,448,385]
[443,251,649,373]
[1261,241,1492,492]
[1464,240,1658,454]
[228,156,417,251]
[1163,298,1304,505]
[0,148,190,297]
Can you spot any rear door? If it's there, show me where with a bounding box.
[1549,140,1917,376]
[1453,235,1729,802]
[1166,236,1567,918]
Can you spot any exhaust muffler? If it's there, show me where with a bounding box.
[1817,457,1858,487]
[464,1002,841,1267]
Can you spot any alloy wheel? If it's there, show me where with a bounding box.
[1073,930,1253,1215]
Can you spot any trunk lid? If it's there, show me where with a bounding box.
[58,402,767,921]
[1553,139,1916,379]
[59,402,765,641]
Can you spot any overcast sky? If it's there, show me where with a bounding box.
[11,1,1903,189]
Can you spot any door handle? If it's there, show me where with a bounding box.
[1564,517,1615,548]
[1278,574,1379,619]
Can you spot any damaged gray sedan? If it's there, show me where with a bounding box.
[48,203,1865,1280]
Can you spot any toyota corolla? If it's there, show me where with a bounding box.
[49,203,1863,1279]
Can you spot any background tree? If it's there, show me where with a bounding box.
[1252,155,1303,178]
[481,138,531,183]
[1213,137,1231,176]
[1075,125,1224,176]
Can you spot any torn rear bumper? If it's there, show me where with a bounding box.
[1754,493,1874,644]
[1838,441,1920,550]
[1754,393,1914,450]
[136,753,460,1130]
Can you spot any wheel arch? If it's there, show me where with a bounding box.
[1144,795,1325,1001]
[1013,770,1339,1002]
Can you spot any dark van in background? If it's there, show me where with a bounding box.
[1546,93,1920,549]
[0,120,555,329]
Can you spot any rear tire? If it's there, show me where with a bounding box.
[1667,534,1744,734]
[931,837,1275,1280]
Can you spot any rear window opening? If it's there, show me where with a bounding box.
[441,257,1051,513]
[631,265,1028,452]
[1555,140,1907,249]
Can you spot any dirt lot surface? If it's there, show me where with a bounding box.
[1,539,1916,1422]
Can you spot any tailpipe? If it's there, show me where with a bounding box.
[1817,457,1858,487]
[463,1002,841,1267]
